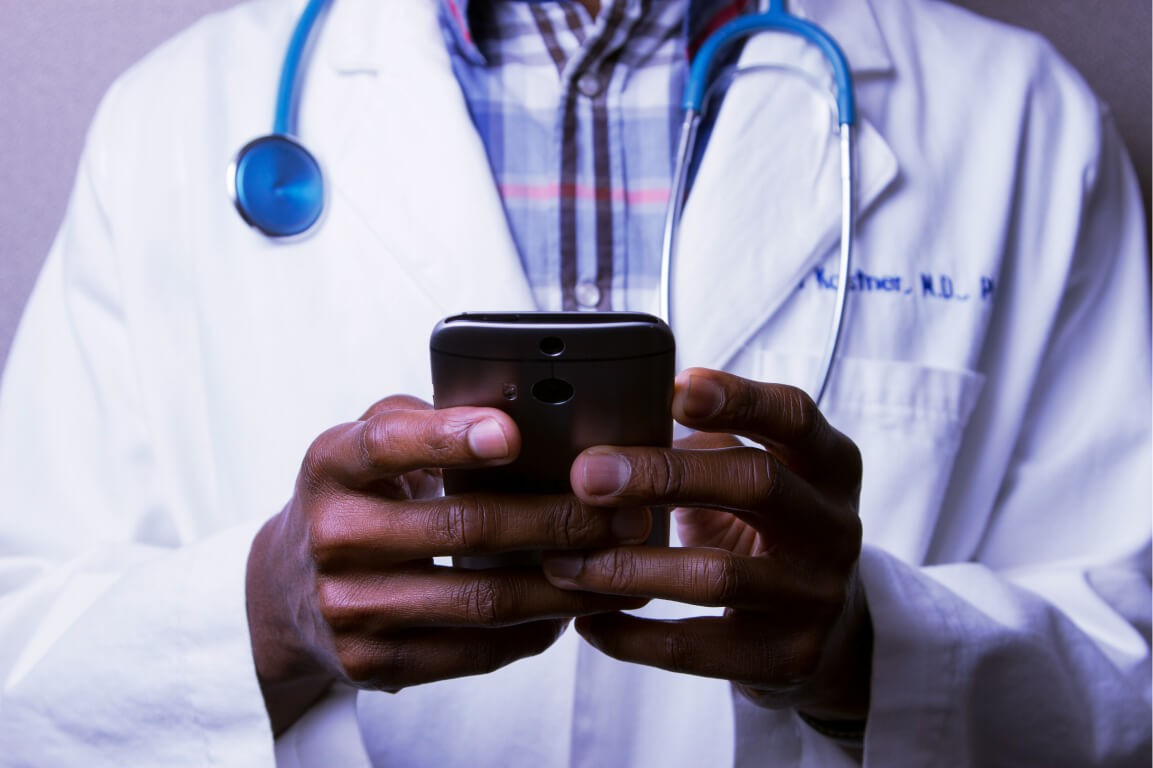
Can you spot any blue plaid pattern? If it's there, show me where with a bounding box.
[441,0,688,314]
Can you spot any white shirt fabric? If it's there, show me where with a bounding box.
[0,0,1149,765]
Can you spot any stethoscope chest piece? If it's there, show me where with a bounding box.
[230,134,324,238]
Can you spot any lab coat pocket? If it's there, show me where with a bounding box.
[753,352,986,564]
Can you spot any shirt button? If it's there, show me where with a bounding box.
[575,281,602,309]
[576,71,604,98]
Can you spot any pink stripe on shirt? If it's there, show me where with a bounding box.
[499,182,670,206]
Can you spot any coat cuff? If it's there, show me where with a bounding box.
[2,519,275,767]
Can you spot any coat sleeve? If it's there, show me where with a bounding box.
[0,78,276,767]
[730,41,1151,768]
[859,78,1149,766]
[862,80,1148,761]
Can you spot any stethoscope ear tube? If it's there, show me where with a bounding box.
[660,120,855,408]
[683,8,855,124]
[662,4,857,407]
[658,110,700,326]
[810,127,855,407]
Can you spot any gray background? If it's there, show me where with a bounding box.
[1,1,1149,370]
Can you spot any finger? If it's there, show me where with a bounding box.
[359,394,434,420]
[570,445,856,545]
[334,619,568,690]
[672,368,861,482]
[673,430,741,451]
[319,567,647,633]
[573,612,826,692]
[310,495,654,568]
[305,406,521,490]
[541,546,847,613]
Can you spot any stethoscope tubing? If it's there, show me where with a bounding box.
[274,0,332,136]
[817,128,855,407]
[682,11,855,124]
[236,0,858,404]
[660,5,858,407]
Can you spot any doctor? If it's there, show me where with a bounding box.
[0,0,1149,766]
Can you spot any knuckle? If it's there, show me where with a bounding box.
[316,577,356,628]
[299,453,328,497]
[472,642,505,676]
[359,411,463,471]
[842,513,863,555]
[428,498,496,552]
[307,510,353,571]
[552,499,577,548]
[428,417,470,463]
[604,549,641,593]
[662,631,699,673]
[453,578,505,625]
[821,500,863,567]
[337,636,404,688]
[299,428,344,495]
[696,554,741,606]
[458,501,495,552]
[840,439,864,487]
[425,500,461,549]
[748,634,817,688]
[811,579,850,627]
[554,499,591,547]
[656,451,683,499]
[477,627,534,668]
[358,414,399,472]
[788,628,827,683]
[746,449,781,504]
[779,386,821,441]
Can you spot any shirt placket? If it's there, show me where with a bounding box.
[535,1,637,311]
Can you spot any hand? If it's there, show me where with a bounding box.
[245,396,649,734]
[540,368,870,722]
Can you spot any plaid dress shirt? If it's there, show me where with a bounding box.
[439,0,749,314]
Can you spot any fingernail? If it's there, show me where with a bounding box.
[680,374,725,420]
[611,508,650,541]
[543,553,584,583]
[582,454,631,497]
[467,418,509,459]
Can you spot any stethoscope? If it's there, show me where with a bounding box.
[230,0,856,405]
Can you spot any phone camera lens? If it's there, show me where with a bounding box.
[502,383,519,400]
[532,378,574,404]
[539,336,565,356]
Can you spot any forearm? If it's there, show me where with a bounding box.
[246,512,337,736]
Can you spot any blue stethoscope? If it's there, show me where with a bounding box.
[230,0,857,404]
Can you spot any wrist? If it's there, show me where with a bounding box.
[738,566,873,721]
[802,568,873,722]
[246,512,335,735]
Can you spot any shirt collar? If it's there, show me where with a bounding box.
[439,0,483,64]
[325,0,892,78]
[685,0,753,59]
[440,0,666,66]
[441,0,740,65]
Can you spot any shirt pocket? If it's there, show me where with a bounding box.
[745,351,986,564]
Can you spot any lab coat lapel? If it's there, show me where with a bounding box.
[309,0,535,315]
[674,1,898,371]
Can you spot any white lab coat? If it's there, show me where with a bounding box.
[0,0,1149,765]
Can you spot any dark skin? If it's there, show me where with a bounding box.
[246,368,869,736]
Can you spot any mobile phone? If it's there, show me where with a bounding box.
[430,312,675,568]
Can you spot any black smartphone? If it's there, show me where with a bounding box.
[430,312,676,568]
